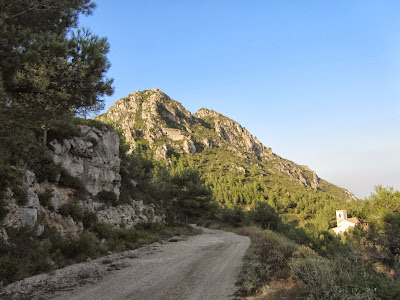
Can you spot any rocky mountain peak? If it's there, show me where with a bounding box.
[99,90,275,160]
[98,89,356,199]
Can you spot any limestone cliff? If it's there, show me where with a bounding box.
[48,124,121,197]
[98,89,356,201]
[0,124,162,242]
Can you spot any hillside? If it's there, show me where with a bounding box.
[98,89,357,227]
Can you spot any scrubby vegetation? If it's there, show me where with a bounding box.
[0,223,197,286]
[230,187,400,300]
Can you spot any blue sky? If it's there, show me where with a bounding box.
[80,0,400,199]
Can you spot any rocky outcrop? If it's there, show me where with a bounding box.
[97,89,194,153]
[194,108,273,159]
[48,125,121,197]
[1,170,81,238]
[276,161,321,189]
[0,124,164,239]
[0,168,164,239]
[98,90,274,160]
[95,201,163,228]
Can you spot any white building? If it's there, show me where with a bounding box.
[332,210,360,235]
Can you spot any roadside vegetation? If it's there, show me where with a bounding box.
[206,186,400,300]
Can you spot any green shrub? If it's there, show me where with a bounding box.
[249,201,282,230]
[38,188,54,209]
[289,248,337,299]
[47,118,82,141]
[58,202,83,221]
[236,227,299,295]
[289,246,388,300]
[0,227,53,285]
[74,117,108,130]
[33,155,62,183]
[0,202,8,222]
[82,210,98,230]
[59,169,85,192]
[219,206,246,227]
[59,231,101,261]
[14,186,27,206]
[96,190,118,206]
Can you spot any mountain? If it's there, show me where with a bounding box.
[97,89,356,218]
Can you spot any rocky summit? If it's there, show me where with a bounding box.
[98,89,356,204]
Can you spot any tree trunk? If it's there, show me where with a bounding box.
[42,127,48,148]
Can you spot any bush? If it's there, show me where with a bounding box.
[58,169,85,192]
[0,202,8,221]
[38,189,54,208]
[249,201,282,230]
[289,248,337,299]
[74,117,108,130]
[33,155,62,183]
[82,210,98,229]
[220,206,246,227]
[58,202,83,221]
[58,231,101,261]
[47,118,82,141]
[236,227,299,295]
[96,190,118,206]
[14,186,27,206]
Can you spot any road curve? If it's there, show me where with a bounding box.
[52,228,250,300]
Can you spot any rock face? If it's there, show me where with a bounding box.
[95,201,163,228]
[0,125,164,239]
[97,89,274,160]
[98,89,356,201]
[194,108,273,159]
[1,170,80,238]
[49,125,121,197]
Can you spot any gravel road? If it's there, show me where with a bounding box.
[52,228,249,300]
[1,227,244,300]
[1,228,249,300]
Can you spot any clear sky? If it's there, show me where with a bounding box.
[80,0,400,199]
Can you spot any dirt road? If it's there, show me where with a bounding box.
[48,228,249,300]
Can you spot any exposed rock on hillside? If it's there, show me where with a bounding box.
[194,108,273,159]
[48,125,121,197]
[0,125,163,240]
[98,89,356,201]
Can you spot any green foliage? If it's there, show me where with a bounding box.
[58,202,83,221]
[13,186,27,206]
[0,222,199,286]
[0,227,54,286]
[33,155,63,183]
[74,117,108,130]
[289,246,396,299]
[217,206,247,227]
[343,187,400,280]
[236,226,400,300]
[38,189,54,209]
[0,0,113,129]
[236,227,299,295]
[96,190,118,207]
[58,169,86,193]
[0,200,8,222]
[249,201,282,230]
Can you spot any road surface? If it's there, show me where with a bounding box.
[52,228,250,300]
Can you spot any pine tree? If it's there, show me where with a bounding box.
[0,0,113,134]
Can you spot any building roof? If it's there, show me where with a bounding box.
[345,217,360,224]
